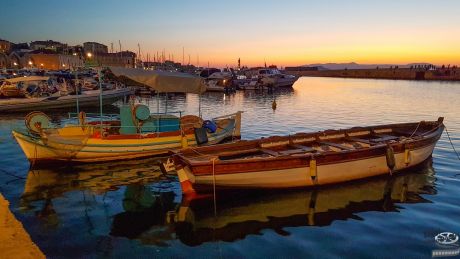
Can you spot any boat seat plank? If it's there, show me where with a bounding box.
[288,144,316,153]
[371,134,399,142]
[319,141,354,150]
[347,137,373,145]
[260,148,279,157]
[279,149,308,155]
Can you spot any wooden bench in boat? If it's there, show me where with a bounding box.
[319,141,354,150]
[346,137,373,145]
[279,149,308,155]
[370,134,400,142]
[288,144,316,152]
[260,148,280,157]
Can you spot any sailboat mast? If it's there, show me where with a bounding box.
[75,69,79,114]
[98,69,103,128]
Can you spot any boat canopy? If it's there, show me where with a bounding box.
[109,67,206,94]
[5,76,50,83]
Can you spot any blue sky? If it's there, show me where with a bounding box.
[2,0,459,66]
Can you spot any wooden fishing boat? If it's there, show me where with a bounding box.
[12,110,241,164]
[12,68,242,164]
[173,118,444,195]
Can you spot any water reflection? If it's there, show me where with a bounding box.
[173,159,436,246]
[19,157,436,247]
[22,157,166,202]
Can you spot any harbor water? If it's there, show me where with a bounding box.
[0,77,459,258]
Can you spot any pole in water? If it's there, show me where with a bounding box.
[99,69,103,128]
[198,93,202,118]
[165,93,168,114]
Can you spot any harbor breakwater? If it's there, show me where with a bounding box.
[286,68,460,81]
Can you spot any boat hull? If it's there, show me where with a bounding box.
[0,88,133,112]
[177,142,436,191]
[12,112,241,164]
[13,131,232,164]
[174,118,444,195]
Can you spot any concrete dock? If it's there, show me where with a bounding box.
[0,193,45,259]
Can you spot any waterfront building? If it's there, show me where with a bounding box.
[0,53,8,68]
[29,53,83,70]
[88,51,136,68]
[83,42,108,54]
[0,39,12,54]
[30,40,67,53]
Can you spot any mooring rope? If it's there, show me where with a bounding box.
[409,121,422,138]
[445,126,460,161]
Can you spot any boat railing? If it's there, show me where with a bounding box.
[68,112,120,120]
[39,111,237,137]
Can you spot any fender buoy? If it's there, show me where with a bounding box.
[309,156,317,181]
[386,145,396,175]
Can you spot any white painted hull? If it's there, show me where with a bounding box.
[13,128,234,163]
[13,111,242,164]
[177,143,436,189]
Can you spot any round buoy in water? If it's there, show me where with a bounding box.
[25,111,51,134]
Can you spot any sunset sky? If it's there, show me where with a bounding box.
[2,0,459,67]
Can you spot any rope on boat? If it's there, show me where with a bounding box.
[445,126,460,161]
[409,121,422,138]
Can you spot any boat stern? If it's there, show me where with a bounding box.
[172,155,198,196]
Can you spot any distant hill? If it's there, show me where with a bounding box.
[303,62,433,70]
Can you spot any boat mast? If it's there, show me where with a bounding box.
[75,68,79,115]
[98,69,103,128]
[156,91,160,135]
